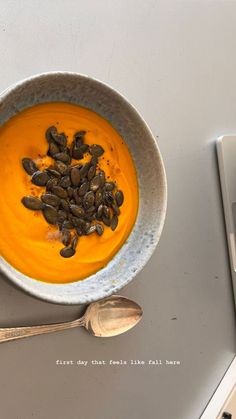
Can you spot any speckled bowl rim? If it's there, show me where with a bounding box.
[0,71,167,305]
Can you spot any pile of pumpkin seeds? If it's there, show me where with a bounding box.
[21,126,124,258]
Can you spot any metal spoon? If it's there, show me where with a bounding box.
[0,295,143,343]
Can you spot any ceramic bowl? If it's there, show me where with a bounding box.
[0,72,167,304]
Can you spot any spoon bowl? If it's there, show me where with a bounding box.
[84,295,143,337]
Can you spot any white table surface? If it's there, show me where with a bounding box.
[0,1,235,418]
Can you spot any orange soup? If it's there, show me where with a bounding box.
[0,102,139,283]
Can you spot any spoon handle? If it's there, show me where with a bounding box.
[0,317,84,343]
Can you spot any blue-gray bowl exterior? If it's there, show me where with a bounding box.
[0,72,167,304]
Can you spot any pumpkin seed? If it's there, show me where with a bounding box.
[42,204,58,225]
[54,160,68,175]
[86,205,96,214]
[115,190,124,207]
[71,234,79,250]
[112,203,120,215]
[64,147,71,157]
[22,158,39,175]
[73,189,82,205]
[98,170,105,187]
[41,193,60,207]
[80,144,89,153]
[95,190,103,207]
[70,205,85,218]
[60,199,70,213]
[90,155,98,166]
[69,142,73,158]
[45,126,57,143]
[52,186,67,199]
[96,204,104,219]
[47,142,60,157]
[85,225,96,235]
[102,215,111,226]
[67,186,74,198]
[32,171,50,186]
[83,191,95,208]
[103,205,110,218]
[72,146,84,160]
[96,223,104,236]
[71,163,82,170]
[46,177,59,191]
[79,181,89,196]
[57,210,67,223]
[70,216,81,227]
[110,215,118,231]
[53,152,71,164]
[52,132,67,147]
[62,220,74,230]
[60,247,75,258]
[59,175,71,188]
[90,175,101,192]
[87,165,96,181]
[80,162,90,178]
[89,144,104,157]
[104,191,115,206]
[104,182,115,191]
[83,221,91,233]
[21,196,43,210]
[75,227,84,236]
[46,168,61,178]
[75,218,86,229]
[86,214,96,222]
[74,130,86,146]
[61,229,71,246]
[70,167,81,186]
